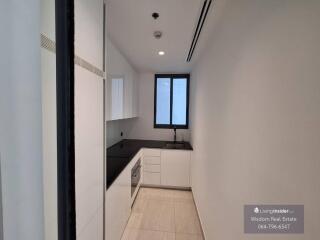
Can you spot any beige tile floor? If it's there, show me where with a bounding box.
[121,187,204,240]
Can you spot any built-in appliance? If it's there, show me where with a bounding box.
[131,159,141,197]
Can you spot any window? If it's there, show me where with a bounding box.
[154,74,189,129]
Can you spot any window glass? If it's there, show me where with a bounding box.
[172,78,187,125]
[156,78,171,125]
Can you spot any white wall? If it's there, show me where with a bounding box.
[106,119,133,148]
[190,0,320,239]
[0,0,44,239]
[126,72,190,142]
[107,120,123,148]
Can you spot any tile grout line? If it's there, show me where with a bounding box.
[41,33,104,78]
[173,194,177,235]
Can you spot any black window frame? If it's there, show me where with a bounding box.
[55,0,76,239]
[154,74,190,129]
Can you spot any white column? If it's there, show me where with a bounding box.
[0,0,44,239]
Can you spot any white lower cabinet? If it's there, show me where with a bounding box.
[144,164,161,172]
[142,149,191,188]
[161,150,191,187]
[142,149,161,185]
[143,156,161,165]
[143,149,161,157]
[143,171,161,185]
[106,166,131,240]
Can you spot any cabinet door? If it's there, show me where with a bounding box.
[161,150,191,187]
[75,0,103,70]
[143,172,161,185]
[123,75,133,118]
[75,66,104,239]
[106,167,131,240]
[132,74,139,118]
[108,76,124,120]
[106,75,137,120]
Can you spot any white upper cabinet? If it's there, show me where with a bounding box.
[123,72,133,118]
[107,76,124,120]
[106,38,139,121]
[132,75,139,118]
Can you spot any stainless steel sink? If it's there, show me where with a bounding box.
[164,143,185,149]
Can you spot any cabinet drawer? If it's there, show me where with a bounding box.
[144,164,160,173]
[143,149,161,157]
[143,172,161,185]
[144,156,160,165]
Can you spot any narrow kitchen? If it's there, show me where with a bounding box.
[105,1,202,239]
[3,0,318,240]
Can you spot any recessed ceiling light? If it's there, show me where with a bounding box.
[158,51,165,56]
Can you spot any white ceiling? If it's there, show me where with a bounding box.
[106,0,204,73]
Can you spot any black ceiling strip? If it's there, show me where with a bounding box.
[187,0,212,62]
[187,0,213,62]
[188,0,212,61]
[187,0,207,62]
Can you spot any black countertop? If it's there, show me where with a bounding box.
[107,139,192,189]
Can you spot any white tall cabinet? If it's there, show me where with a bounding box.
[75,67,104,240]
[74,0,104,240]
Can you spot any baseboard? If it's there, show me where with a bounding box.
[191,188,207,240]
[140,184,191,191]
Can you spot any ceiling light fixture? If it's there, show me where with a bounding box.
[154,31,162,39]
[152,12,159,20]
[158,51,165,56]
